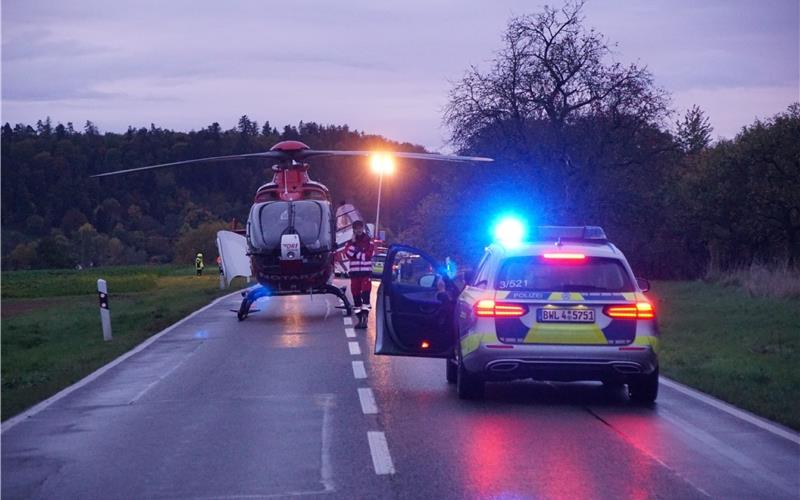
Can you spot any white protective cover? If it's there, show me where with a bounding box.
[216,230,252,286]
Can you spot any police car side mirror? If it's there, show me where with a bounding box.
[636,277,651,292]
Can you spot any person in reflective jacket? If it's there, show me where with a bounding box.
[344,220,375,329]
[195,253,204,276]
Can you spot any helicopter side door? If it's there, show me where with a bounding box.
[375,245,456,358]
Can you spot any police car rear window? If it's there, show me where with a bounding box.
[495,256,634,292]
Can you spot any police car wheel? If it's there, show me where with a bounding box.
[456,358,484,399]
[446,357,457,384]
[628,367,659,404]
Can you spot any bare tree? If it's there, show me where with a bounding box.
[442,1,673,226]
[445,1,668,151]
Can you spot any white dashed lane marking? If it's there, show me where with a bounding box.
[340,301,394,477]
[352,361,367,379]
[358,388,378,414]
[367,431,395,475]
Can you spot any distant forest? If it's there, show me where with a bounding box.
[3,3,798,279]
[1,117,431,270]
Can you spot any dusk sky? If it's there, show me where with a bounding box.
[2,0,798,152]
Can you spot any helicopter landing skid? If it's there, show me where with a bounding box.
[237,285,270,321]
[236,284,353,321]
[325,284,353,317]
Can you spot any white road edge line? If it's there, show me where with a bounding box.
[660,376,800,444]
[352,361,367,379]
[348,341,361,356]
[357,388,378,414]
[660,408,796,497]
[1,291,243,434]
[345,327,356,338]
[343,317,353,326]
[367,431,395,475]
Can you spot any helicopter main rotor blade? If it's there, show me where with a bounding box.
[300,150,493,163]
[91,151,289,178]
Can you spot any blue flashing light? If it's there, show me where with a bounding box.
[493,217,526,247]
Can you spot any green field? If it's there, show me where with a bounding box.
[1,265,244,420]
[651,281,800,430]
[2,269,799,430]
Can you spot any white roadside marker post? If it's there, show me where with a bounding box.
[97,279,112,341]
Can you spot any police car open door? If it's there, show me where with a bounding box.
[375,245,456,358]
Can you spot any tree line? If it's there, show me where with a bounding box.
[1,118,428,270]
[397,2,799,278]
[3,2,797,278]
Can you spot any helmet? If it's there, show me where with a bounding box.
[197,253,203,257]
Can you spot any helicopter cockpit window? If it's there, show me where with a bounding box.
[294,201,332,251]
[248,200,332,252]
[249,202,290,249]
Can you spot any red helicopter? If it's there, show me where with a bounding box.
[92,140,492,320]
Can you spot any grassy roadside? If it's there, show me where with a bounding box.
[650,280,800,430]
[1,266,244,420]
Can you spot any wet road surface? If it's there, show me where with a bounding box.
[3,283,798,499]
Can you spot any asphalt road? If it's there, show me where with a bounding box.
[3,282,799,499]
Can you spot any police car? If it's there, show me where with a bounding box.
[375,225,659,403]
[372,253,386,278]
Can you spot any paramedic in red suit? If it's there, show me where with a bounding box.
[344,220,375,329]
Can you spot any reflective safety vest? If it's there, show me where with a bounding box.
[344,234,374,274]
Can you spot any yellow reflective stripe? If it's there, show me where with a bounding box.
[524,323,606,344]
[460,332,497,356]
[633,335,660,352]
[543,292,585,302]
[495,291,509,300]
[623,292,636,301]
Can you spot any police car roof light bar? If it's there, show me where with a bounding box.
[531,226,608,243]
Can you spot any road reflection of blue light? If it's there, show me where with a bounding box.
[193,330,209,339]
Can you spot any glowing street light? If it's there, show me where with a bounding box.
[370,153,395,242]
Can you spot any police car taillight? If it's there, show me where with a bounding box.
[604,302,655,319]
[475,299,526,317]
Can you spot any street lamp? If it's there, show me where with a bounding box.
[370,153,395,242]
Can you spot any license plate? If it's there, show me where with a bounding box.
[537,308,595,323]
